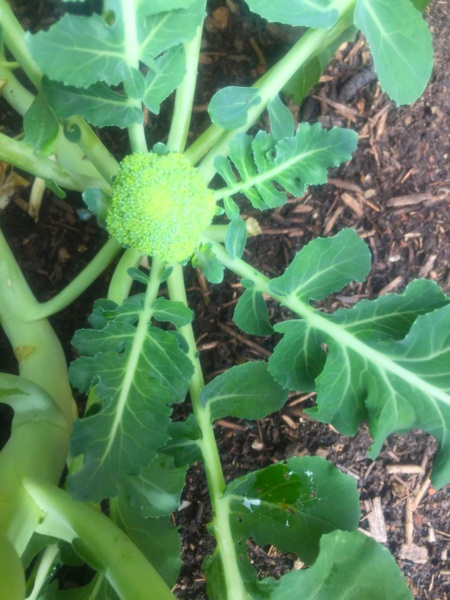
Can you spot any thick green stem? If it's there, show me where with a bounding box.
[0,231,77,424]
[0,131,101,192]
[26,239,122,321]
[167,25,203,153]
[167,264,248,600]
[22,479,175,600]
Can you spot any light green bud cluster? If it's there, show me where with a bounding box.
[106,152,216,262]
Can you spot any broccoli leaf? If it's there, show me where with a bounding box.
[269,279,450,488]
[23,93,59,155]
[163,414,203,467]
[205,457,360,598]
[234,280,274,336]
[268,229,371,302]
[262,530,412,599]
[214,122,357,210]
[208,87,261,130]
[354,0,433,105]
[144,45,186,114]
[225,216,247,260]
[200,361,288,422]
[42,78,143,129]
[244,0,339,28]
[69,295,194,501]
[124,454,187,518]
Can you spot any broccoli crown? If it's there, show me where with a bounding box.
[106,152,216,262]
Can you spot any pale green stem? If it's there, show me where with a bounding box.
[107,247,143,305]
[167,264,248,600]
[0,230,77,424]
[26,544,59,600]
[23,479,175,600]
[25,239,122,321]
[167,24,204,153]
[0,131,100,192]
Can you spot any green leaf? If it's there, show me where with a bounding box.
[215,123,358,210]
[151,297,194,328]
[113,495,182,588]
[68,298,194,501]
[192,243,225,284]
[127,267,150,285]
[26,13,128,88]
[42,576,119,600]
[269,280,450,488]
[137,0,198,19]
[225,216,247,260]
[42,78,143,129]
[23,93,59,155]
[139,0,206,66]
[124,454,187,518]
[82,187,110,224]
[144,45,186,114]
[208,87,261,130]
[354,0,433,105]
[26,1,204,90]
[263,530,412,599]
[410,0,430,11]
[163,414,203,467]
[268,229,371,302]
[200,361,288,422]
[244,0,339,28]
[234,281,274,336]
[205,457,360,598]
[267,95,295,141]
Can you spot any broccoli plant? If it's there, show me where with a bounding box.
[0,1,446,599]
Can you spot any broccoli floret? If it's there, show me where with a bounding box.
[106,152,216,262]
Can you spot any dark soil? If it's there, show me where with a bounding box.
[0,1,449,599]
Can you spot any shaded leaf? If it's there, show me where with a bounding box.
[208,87,261,130]
[268,229,371,302]
[82,187,110,225]
[244,0,339,28]
[151,297,193,328]
[267,95,295,140]
[124,454,187,518]
[225,216,247,260]
[23,93,59,155]
[163,414,203,467]
[144,45,186,114]
[113,495,181,587]
[234,281,274,336]
[354,0,433,104]
[192,244,225,284]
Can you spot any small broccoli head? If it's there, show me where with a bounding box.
[106,152,216,262]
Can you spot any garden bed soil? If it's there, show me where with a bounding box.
[0,1,449,598]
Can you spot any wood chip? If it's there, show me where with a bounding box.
[217,322,271,357]
[216,419,247,431]
[341,192,364,217]
[323,205,344,235]
[364,497,387,543]
[328,178,362,193]
[281,414,297,429]
[399,543,429,564]
[386,465,425,475]
[419,255,437,278]
[378,276,404,295]
[386,192,434,207]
